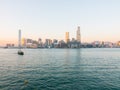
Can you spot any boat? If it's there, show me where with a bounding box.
[18,29,24,55]
[18,50,24,55]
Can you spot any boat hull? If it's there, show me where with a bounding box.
[18,51,24,55]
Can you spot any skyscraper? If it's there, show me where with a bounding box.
[76,26,81,43]
[65,32,70,43]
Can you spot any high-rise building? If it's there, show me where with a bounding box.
[22,38,26,47]
[65,32,70,43]
[76,26,81,43]
[38,38,43,48]
[38,38,42,44]
[53,39,58,44]
[45,39,52,47]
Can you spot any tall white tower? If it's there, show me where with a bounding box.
[76,26,81,43]
[18,29,21,49]
[18,29,24,55]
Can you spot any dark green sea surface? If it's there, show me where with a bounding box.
[0,48,120,90]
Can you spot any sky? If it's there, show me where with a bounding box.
[0,0,120,45]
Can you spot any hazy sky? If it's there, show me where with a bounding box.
[0,0,120,45]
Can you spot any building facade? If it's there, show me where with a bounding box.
[65,32,70,43]
[76,26,81,43]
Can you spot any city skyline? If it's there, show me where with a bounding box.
[0,25,120,46]
[1,26,120,48]
[0,0,120,45]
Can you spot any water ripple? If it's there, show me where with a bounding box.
[0,48,120,90]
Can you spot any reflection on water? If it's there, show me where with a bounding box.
[0,48,120,90]
[64,49,81,66]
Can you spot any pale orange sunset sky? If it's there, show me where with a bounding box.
[0,0,120,46]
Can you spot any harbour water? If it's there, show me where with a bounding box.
[0,48,120,90]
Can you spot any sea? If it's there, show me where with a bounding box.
[0,48,120,90]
